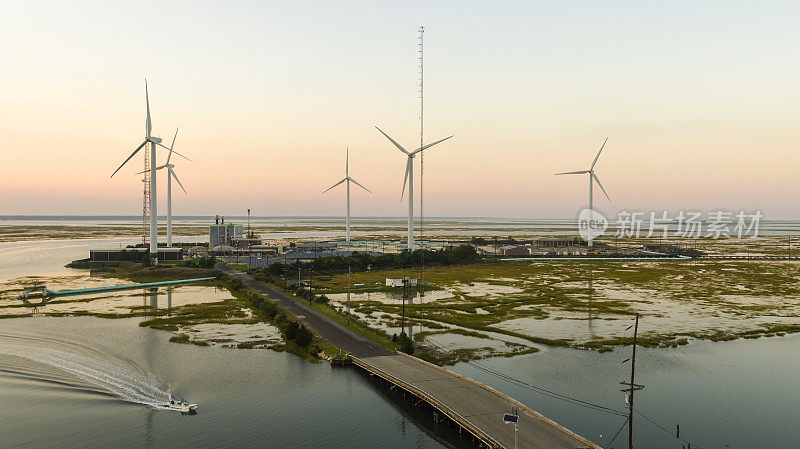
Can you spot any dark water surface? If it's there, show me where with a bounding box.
[0,317,450,449]
[453,335,800,448]
[3,316,800,448]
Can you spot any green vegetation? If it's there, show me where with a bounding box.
[260,245,480,278]
[279,255,800,360]
[169,333,190,343]
[247,267,404,353]
[177,256,217,269]
[392,332,414,354]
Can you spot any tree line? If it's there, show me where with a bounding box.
[259,245,480,277]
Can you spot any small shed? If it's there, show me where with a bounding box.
[386,278,418,287]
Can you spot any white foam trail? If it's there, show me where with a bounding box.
[0,344,172,409]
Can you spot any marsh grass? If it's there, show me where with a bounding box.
[316,259,800,357]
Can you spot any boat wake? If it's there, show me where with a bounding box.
[0,344,174,410]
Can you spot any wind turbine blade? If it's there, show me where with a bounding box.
[170,168,187,194]
[554,170,589,175]
[157,142,192,161]
[167,128,178,164]
[322,178,347,194]
[375,126,409,155]
[134,165,166,175]
[592,172,610,201]
[410,135,454,155]
[345,147,349,177]
[145,79,152,136]
[400,157,412,201]
[590,137,608,170]
[110,140,148,178]
[350,177,371,193]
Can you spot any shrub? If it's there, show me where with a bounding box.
[295,325,313,347]
[228,277,244,291]
[169,333,190,344]
[285,321,299,340]
[262,300,278,319]
[180,256,217,268]
[397,332,414,354]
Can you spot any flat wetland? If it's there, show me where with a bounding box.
[0,264,282,350]
[317,235,800,362]
[4,219,800,364]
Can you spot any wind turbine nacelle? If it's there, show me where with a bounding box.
[149,137,163,144]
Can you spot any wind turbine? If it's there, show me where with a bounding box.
[110,80,188,258]
[322,148,370,243]
[555,137,610,247]
[136,128,187,247]
[375,126,453,251]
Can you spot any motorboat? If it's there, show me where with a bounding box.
[167,394,197,412]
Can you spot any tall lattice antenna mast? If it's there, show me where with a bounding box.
[418,26,425,248]
[418,26,426,303]
[142,118,151,245]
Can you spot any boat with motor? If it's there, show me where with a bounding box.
[167,394,197,412]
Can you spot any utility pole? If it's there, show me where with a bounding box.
[247,209,252,267]
[347,265,351,325]
[401,277,408,335]
[620,313,644,449]
[367,264,372,301]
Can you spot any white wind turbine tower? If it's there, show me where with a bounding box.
[555,137,611,247]
[375,126,453,251]
[110,80,187,258]
[136,128,188,247]
[322,148,370,243]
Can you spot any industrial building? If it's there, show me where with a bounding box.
[209,215,243,248]
[230,237,262,248]
[89,247,183,262]
[500,245,531,256]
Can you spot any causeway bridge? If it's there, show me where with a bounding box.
[221,263,599,449]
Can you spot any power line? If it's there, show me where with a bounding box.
[606,417,629,447]
[419,339,628,418]
[423,335,709,449]
[634,410,706,449]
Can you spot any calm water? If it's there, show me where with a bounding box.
[4,216,800,239]
[3,316,799,448]
[453,336,800,448]
[0,317,452,449]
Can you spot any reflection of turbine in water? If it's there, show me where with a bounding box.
[149,287,158,309]
[167,286,172,310]
[587,269,594,336]
[0,344,169,408]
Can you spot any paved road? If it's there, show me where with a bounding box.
[220,263,599,448]
[356,354,599,449]
[218,263,390,357]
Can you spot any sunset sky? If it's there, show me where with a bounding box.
[2,1,799,219]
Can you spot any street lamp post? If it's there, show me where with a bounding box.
[503,407,519,449]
